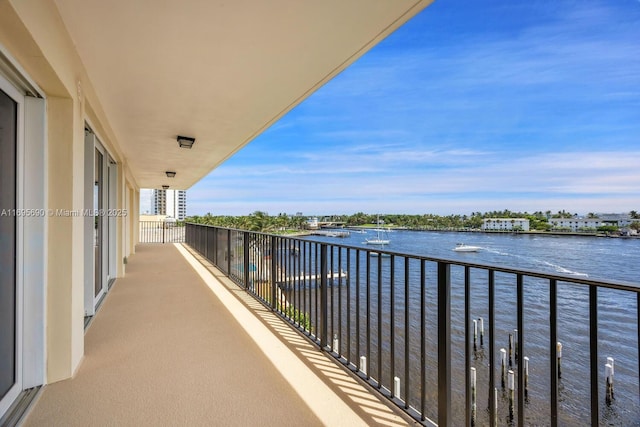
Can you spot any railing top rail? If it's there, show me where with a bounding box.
[185,223,640,293]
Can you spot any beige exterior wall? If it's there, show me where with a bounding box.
[0,0,137,383]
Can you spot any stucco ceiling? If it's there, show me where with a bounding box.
[53,0,433,190]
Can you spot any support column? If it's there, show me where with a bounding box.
[46,96,85,382]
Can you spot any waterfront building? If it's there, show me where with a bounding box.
[549,218,603,231]
[548,214,637,231]
[482,218,530,231]
[153,189,187,220]
[598,213,636,228]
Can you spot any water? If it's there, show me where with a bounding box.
[300,229,640,425]
[329,229,637,283]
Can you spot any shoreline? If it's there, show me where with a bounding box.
[343,226,639,239]
[279,227,638,240]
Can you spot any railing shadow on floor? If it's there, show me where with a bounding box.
[182,245,415,427]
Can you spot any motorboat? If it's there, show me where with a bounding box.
[365,236,390,245]
[453,243,480,252]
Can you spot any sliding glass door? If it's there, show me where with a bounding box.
[0,58,46,419]
[85,129,116,315]
[0,88,18,412]
[94,147,104,300]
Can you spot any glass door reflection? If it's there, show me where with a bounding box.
[94,148,103,298]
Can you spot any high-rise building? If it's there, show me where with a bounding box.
[152,189,187,220]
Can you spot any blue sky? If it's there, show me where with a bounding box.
[144,0,640,216]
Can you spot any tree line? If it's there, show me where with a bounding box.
[186,209,640,233]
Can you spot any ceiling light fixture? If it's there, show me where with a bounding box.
[177,135,195,149]
[165,171,176,178]
[162,185,170,190]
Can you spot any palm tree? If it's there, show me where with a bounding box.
[246,211,270,232]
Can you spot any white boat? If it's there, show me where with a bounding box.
[365,236,390,245]
[453,243,480,252]
[365,217,390,245]
[370,251,391,257]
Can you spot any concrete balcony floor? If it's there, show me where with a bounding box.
[23,243,414,427]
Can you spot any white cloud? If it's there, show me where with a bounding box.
[188,149,640,215]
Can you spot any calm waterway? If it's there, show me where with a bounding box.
[300,229,640,426]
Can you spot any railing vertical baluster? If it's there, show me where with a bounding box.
[366,252,371,380]
[338,248,343,356]
[214,227,219,265]
[212,228,216,264]
[314,243,319,337]
[390,254,396,398]
[404,257,410,409]
[210,226,215,262]
[489,270,496,427]
[202,224,207,259]
[465,266,471,427]
[212,228,217,265]
[297,241,302,328]
[517,274,524,427]
[320,244,328,349]
[303,242,308,333]
[438,262,451,427]
[378,250,383,389]
[284,239,289,318]
[270,235,277,311]
[288,239,293,320]
[346,248,351,365]
[356,250,361,370]
[331,246,335,351]
[226,229,231,276]
[590,286,599,426]
[205,227,209,263]
[213,227,217,263]
[243,232,249,290]
[420,259,426,420]
[256,234,261,299]
[550,278,558,427]
[638,293,640,404]
[277,238,282,301]
[281,239,286,314]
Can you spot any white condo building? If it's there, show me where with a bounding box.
[482,218,530,231]
[152,189,187,220]
[549,218,603,231]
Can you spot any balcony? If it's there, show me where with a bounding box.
[18,224,640,426]
[183,224,640,426]
[20,243,412,426]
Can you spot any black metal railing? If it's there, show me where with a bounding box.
[139,221,185,243]
[185,223,640,426]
